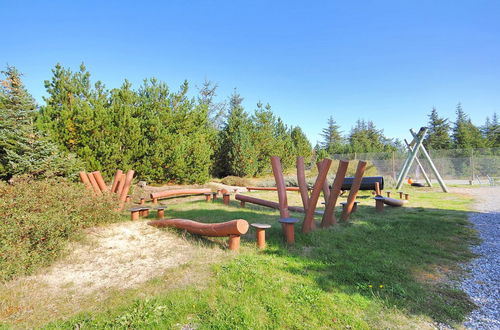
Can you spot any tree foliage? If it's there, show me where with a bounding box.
[424,107,452,150]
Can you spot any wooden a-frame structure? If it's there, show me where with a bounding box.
[396,127,449,192]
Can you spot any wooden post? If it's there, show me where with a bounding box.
[374,181,381,195]
[204,193,211,202]
[223,194,230,205]
[79,171,93,191]
[92,171,108,192]
[111,169,123,193]
[271,156,289,218]
[240,200,245,207]
[321,160,349,227]
[302,158,332,233]
[317,160,330,204]
[87,172,102,195]
[340,161,367,222]
[228,235,241,251]
[375,197,384,212]
[296,157,310,212]
[119,170,135,202]
[115,173,126,196]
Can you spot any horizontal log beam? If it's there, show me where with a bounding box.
[147,218,249,236]
[150,188,212,200]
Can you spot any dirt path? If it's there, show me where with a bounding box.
[0,220,226,327]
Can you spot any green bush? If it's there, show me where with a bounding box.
[0,177,122,282]
[220,176,251,187]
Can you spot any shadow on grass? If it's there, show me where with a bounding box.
[152,197,478,323]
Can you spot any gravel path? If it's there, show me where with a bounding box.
[454,187,500,329]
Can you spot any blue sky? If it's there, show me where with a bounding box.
[2,0,499,144]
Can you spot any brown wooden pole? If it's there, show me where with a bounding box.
[271,156,289,218]
[79,171,93,191]
[302,158,332,233]
[148,218,249,236]
[296,156,310,211]
[119,170,135,202]
[228,235,241,251]
[111,169,123,193]
[256,228,266,249]
[150,188,212,201]
[317,160,330,203]
[340,161,367,222]
[321,160,349,227]
[374,181,381,195]
[115,173,126,196]
[87,172,102,195]
[92,171,108,193]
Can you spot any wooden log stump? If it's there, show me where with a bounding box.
[204,193,212,202]
[223,193,230,205]
[374,196,385,212]
[251,223,271,249]
[279,218,299,244]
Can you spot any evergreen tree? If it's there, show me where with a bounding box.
[482,113,500,147]
[347,119,390,153]
[424,107,452,149]
[251,102,277,173]
[0,66,79,180]
[320,116,343,155]
[290,126,312,162]
[273,117,296,169]
[452,103,485,149]
[217,90,258,177]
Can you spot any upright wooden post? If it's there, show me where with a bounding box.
[302,158,332,233]
[296,157,310,212]
[340,161,367,222]
[321,160,349,227]
[79,171,93,191]
[115,173,126,196]
[87,172,102,195]
[271,156,289,218]
[92,171,108,193]
[317,161,330,204]
[111,170,123,193]
[119,170,135,203]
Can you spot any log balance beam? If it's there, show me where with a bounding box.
[150,188,212,201]
[246,187,301,192]
[148,218,249,251]
[235,194,323,214]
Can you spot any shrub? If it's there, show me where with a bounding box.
[0,177,122,282]
[220,176,251,187]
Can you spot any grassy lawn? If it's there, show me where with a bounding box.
[31,185,476,329]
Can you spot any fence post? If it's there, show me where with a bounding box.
[392,151,395,180]
[470,149,474,184]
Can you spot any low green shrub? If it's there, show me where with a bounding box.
[0,177,122,282]
[221,176,251,187]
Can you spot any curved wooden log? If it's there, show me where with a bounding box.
[87,172,102,195]
[119,170,135,202]
[246,187,300,192]
[92,171,108,192]
[79,171,93,191]
[296,157,310,211]
[382,197,407,207]
[271,156,289,218]
[150,188,212,201]
[302,158,332,233]
[148,218,249,236]
[321,160,349,228]
[111,169,123,193]
[340,161,367,222]
[235,194,313,214]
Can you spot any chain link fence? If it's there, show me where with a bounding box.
[330,148,499,186]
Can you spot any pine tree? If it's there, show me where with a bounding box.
[452,103,485,149]
[482,113,500,147]
[424,107,452,149]
[251,102,277,173]
[320,116,343,155]
[348,119,388,153]
[0,66,79,180]
[290,126,312,162]
[217,90,258,177]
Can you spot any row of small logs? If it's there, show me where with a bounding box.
[129,206,166,220]
[374,190,410,212]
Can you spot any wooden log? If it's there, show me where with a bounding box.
[374,181,381,196]
[150,188,212,201]
[271,156,289,218]
[111,169,123,193]
[235,194,314,214]
[246,187,301,192]
[382,196,407,207]
[340,161,367,222]
[79,171,93,191]
[87,172,102,195]
[119,170,135,202]
[296,157,310,211]
[115,173,126,196]
[92,171,108,192]
[321,160,349,228]
[317,160,330,203]
[302,158,332,233]
[148,218,249,236]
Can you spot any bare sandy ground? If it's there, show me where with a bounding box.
[0,220,226,326]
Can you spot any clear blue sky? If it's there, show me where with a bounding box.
[2,0,499,144]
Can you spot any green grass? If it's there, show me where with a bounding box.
[38,186,479,329]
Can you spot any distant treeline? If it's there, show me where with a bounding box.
[1,64,498,183]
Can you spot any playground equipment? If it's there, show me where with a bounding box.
[150,188,212,202]
[234,194,310,213]
[396,127,448,192]
[79,169,135,205]
[340,176,384,191]
[148,219,249,251]
[246,187,301,192]
[250,223,271,249]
